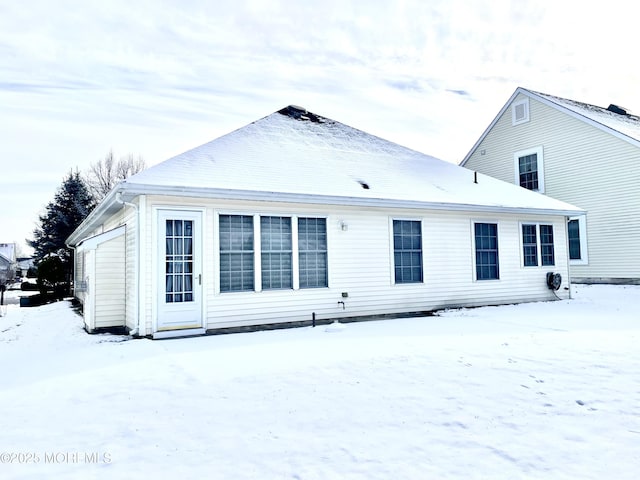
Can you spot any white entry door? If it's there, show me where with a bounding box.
[157,210,203,331]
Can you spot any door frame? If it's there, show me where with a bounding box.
[151,206,206,334]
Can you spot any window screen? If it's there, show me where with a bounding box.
[261,216,292,290]
[219,215,254,292]
[475,223,499,280]
[298,217,328,288]
[393,220,423,283]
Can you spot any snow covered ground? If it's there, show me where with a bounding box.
[1,285,639,479]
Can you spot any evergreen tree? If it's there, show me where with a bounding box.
[29,170,95,289]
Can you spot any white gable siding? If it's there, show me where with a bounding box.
[464,93,640,281]
[135,196,569,333]
[94,233,126,328]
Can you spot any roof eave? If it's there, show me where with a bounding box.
[65,186,124,246]
[524,91,640,148]
[123,182,585,215]
[67,181,584,246]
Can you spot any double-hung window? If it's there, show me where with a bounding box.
[219,215,254,292]
[393,220,423,284]
[261,216,292,290]
[522,223,555,267]
[522,224,538,267]
[540,225,555,266]
[514,147,544,193]
[298,217,328,288]
[474,222,499,280]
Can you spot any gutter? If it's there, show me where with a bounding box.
[119,183,586,217]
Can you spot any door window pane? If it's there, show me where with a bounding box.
[165,219,194,302]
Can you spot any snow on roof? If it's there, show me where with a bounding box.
[528,90,640,144]
[123,105,580,215]
[0,243,16,263]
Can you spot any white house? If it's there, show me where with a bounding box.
[461,87,640,284]
[67,105,582,338]
[0,243,17,285]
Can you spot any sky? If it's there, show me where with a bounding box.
[1,0,638,256]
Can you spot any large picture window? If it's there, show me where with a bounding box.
[261,216,292,290]
[298,217,328,288]
[219,215,254,292]
[393,220,423,284]
[475,223,499,280]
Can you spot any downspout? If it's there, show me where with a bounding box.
[564,216,572,300]
[69,245,77,298]
[116,192,140,336]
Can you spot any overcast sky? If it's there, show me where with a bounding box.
[1,0,638,255]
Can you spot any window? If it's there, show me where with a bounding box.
[568,219,581,260]
[261,216,292,290]
[165,219,194,303]
[219,215,254,292]
[512,98,530,125]
[393,220,423,283]
[475,223,499,280]
[298,217,328,288]
[522,224,538,267]
[514,147,544,192]
[540,225,555,266]
[568,216,588,264]
[521,223,555,267]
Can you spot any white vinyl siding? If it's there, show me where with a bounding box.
[463,92,640,281]
[94,195,572,335]
[93,234,126,328]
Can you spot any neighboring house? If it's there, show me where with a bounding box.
[461,87,640,284]
[67,105,582,338]
[16,257,35,278]
[0,243,17,285]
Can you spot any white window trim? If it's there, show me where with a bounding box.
[215,211,330,294]
[512,98,530,125]
[389,217,425,286]
[568,215,589,265]
[470,220,501,282]
[519,222,555,268]
[514,146,545,193]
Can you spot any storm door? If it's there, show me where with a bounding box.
[157,210,202,331]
